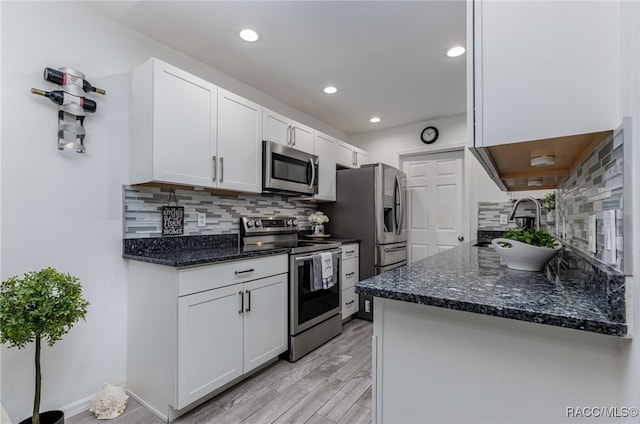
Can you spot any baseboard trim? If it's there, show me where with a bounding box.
[61,394,93,419]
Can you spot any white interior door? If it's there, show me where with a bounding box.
[402,151,465,263]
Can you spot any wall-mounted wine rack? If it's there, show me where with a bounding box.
[31,67,105,153]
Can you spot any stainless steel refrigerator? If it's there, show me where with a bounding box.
[321,163,407,320]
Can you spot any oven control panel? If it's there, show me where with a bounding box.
[241,216,298,234]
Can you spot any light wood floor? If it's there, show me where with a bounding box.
[69,319,373,424]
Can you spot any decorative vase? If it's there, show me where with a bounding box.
[19,410,64,424]
[546,209,556,224]
[491,238,562,271]
[313,224,324,235]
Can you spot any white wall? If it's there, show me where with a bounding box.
[350,114,508,238]
[0,2,346,421]
[620,0,640,411]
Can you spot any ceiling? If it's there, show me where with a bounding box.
[92,1,466,136]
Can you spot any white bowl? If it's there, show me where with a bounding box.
[491,237,562,271]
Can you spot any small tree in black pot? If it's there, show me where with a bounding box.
[0,267,89,424]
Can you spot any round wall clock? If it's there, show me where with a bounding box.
[421,126,439,144]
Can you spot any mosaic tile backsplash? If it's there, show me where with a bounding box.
[123,186,320,238]
[478,202,549,232]
[556,131,624,271]
[478,131,625,272]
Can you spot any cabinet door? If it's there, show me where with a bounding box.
[217,89,262,193]
[336,140,355,168]
[473,0,618,147]
[242,274,288,373]
[153,60,217,187]
[291,124,314,154]
[177,284,243,409]
[263,109,291,147]
[342,287,359,319]
[355,150,369,168]
[313,132,337,201]
[342,257,359,290]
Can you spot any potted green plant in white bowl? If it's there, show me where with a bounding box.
[492,226,562,271]
[0,267,89,424]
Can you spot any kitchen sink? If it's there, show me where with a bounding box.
[473,241,493,247]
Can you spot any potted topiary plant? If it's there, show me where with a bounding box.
[0,267,89,424]
[491,226,562,271]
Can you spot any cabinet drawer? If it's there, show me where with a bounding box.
[341,243,359,259]
[342,257,359,290]
[178,254,288,296]
[342,287,359,319]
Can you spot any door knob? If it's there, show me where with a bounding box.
[458,236,464,242]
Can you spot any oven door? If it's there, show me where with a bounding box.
[263,140,319,195]
[290,250,341,336]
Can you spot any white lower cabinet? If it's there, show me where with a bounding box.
[177,284,243,408]
[341,243,360,319]
[128,254,288,421]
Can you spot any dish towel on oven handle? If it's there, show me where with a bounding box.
[311,252,337,291]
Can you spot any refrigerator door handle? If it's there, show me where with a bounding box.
[394,175,404,235]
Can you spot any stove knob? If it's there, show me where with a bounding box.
[286,219,294,227]
[292,219,298,226]
[246,220,254,228]
[255,219,262,227]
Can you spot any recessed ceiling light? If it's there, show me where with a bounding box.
[323,86,338,94]
[446,45,466,58]
[531,155,555,167]
[369,117,381,123]
[528,178,544,187]
[239,29,260,42]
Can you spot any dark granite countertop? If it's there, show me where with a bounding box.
[356,241,627,337]
[123,234,290,267]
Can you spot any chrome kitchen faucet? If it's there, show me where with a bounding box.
[509,197,542,230]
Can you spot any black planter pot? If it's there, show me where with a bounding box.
[18,410,64,424]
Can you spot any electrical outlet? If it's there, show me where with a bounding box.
[499,214,508,225]
[197,213,206,227]
[364,300,371,313]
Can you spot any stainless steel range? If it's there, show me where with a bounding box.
[241,216,342,362]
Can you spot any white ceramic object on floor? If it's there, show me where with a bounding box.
[491,238,562,271]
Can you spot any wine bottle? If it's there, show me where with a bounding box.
[31,88,97,113]
[43,67,106,95]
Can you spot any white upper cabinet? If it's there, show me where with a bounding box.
[130,58,262,193]
[313,132,337,201]
[336,140,369,168]
[469,0,619,148]
[356,149,370,167]
[131,58,217,187]
[217,88,262,193]
[262,108,314,154]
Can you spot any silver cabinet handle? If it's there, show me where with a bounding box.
[220,157,224,183]
[245,290,251,312]
[287,125,292,145]
[239,291,244,314]
[346,300,355,305]
[235,268,255,275]
[212,156,217,182]
[458,236,465,242]
[353,151,356,166]
[346,272,355,277]
[345,250,355,254]
[291,127,296,146]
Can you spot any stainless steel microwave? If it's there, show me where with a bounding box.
[262,140,319,196]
